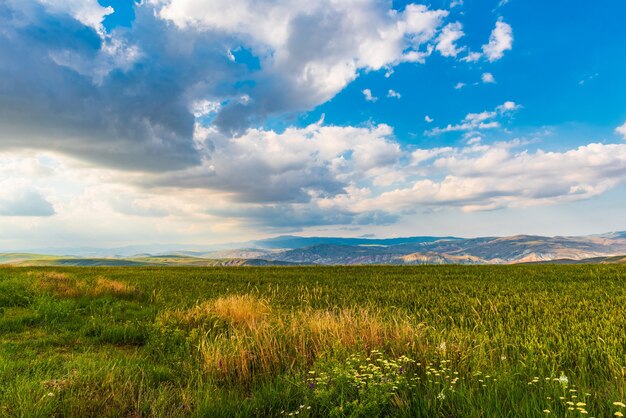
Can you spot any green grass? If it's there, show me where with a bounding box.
[0,265,624,417]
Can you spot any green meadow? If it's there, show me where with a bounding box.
[0,266,624,417]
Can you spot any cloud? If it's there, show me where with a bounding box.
[616,121,626,139]
[3,0,624,238]
[425,115,434,123]
[362,89,378,102]
[454,82,466,89]
[482,72,496,83]
[387,89,402,99]
[350,141,626,213]
[0,0,450,172]
[152,0,449,130]
[35,0,114,30]
[207,201,398,229]
[0,187,55,217]
[482,19,513,61]
[2,131,626,235]
[435,22,465,57]
[426,101,520,135]
[144,122,403,205]
[461,51,482,62]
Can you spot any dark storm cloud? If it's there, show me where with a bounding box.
[0,1,243,171]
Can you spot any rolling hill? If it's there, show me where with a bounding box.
[3,232,626,266]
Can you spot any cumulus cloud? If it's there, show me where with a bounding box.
[425,115,434,123]
[144,122,403,204]
[346,141,626,213]
[435,22,465,57]
[482,19,513,61]
[151,0,449,130]
[387,89,402,99]
[0,186,55,217]
[0,0,449,172]
[454,82,466,89]
[616,121,626,139]
[35,0,113,30]
[482,72,496,83]
[426,101,520,135]
[362,89,378,102]
[461,51,482,62]
[2,0,623,237]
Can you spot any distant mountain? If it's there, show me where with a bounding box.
[252,235,460,249]
[11,244,224,258]
[176,248,280,259]
[265,233,626,265]
[3,255,300,267]
[590,231,626,240]
[523,255,626,265]
[3,232,626,266]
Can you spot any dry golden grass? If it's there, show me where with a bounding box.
[161,294,270,330]
[91,277,137,297]
[161,294,426,383]
[29,271,85,298]
[29,272,136,299]
[213,294,270,327]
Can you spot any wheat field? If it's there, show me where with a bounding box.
[0,266,625,417]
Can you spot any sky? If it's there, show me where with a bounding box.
[1,0,626,249]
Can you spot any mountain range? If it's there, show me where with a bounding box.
[3,232,626,266]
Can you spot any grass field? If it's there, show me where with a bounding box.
[0,266,624,417]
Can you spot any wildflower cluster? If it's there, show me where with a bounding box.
[307,350,414,394]
[531,373,599,416]
[305,351,417,415]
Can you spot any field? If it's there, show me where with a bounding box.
[0,266,625,417]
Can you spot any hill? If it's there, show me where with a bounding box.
[4,231,626,266]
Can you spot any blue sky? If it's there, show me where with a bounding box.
[1,0,626,249]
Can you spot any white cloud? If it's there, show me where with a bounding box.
[461,51,482,62]
[454,82,466,89]
[482,72,496,83]
[616,121,626,139]
[482,19,513,62]
[496,101,521,113]
[148,121,403,204]
[435,22,465,58]
[0,186,55,217]
[427,101,520,135]
[363,89,378,102]
[153,0,449,117]
[36,0,113,30]
[387,89,402,99]
[348,141,626,213]
[425,115,434,123]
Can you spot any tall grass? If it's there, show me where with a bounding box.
[0,266,624,416]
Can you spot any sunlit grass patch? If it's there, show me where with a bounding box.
[90,276,138,298]
[29,271,85,298]
[213,294,271,327]
[159,294,271,330]
[172,297,427,384]
[28,271,137,299]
